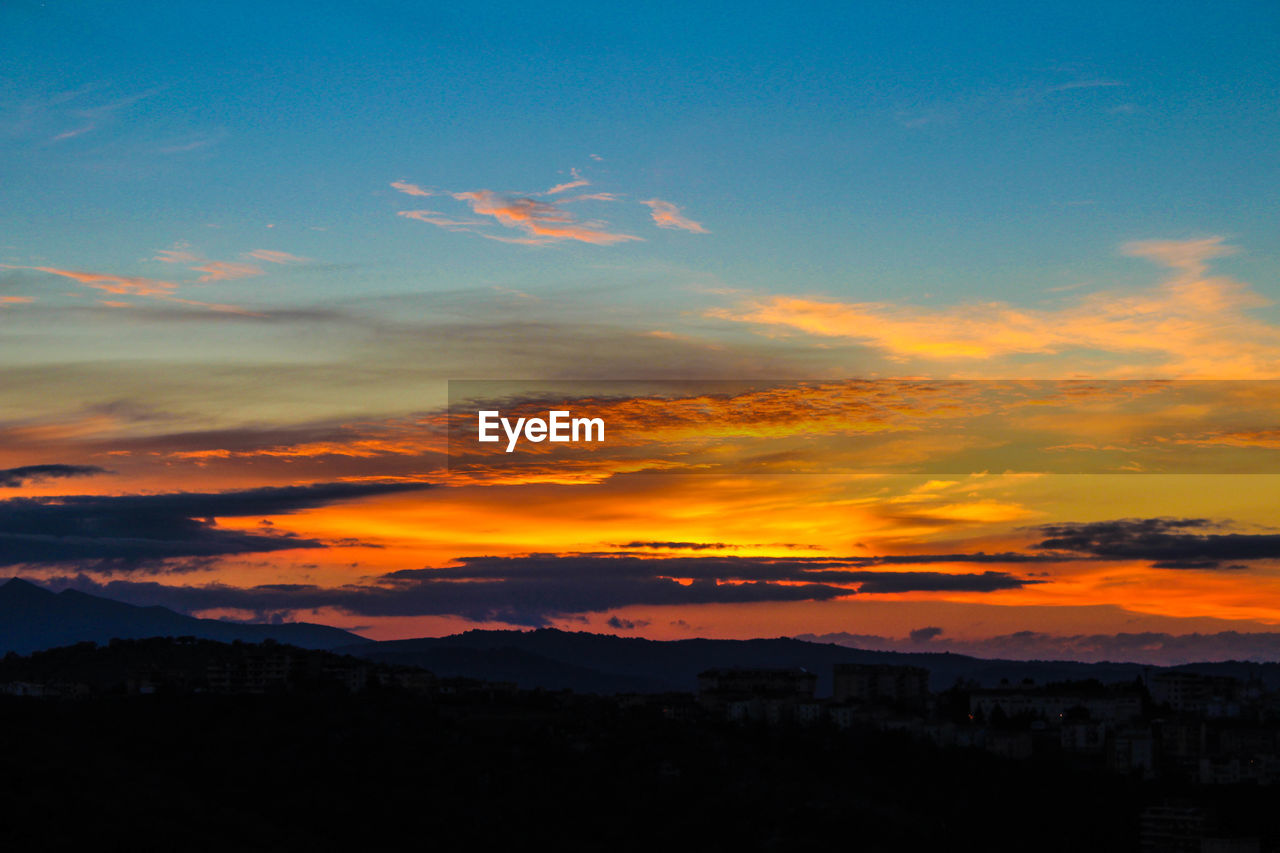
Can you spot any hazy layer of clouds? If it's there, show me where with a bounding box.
[800,628,1280,667]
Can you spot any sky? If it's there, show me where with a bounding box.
[3,1,1280,664]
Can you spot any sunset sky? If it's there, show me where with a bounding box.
[3,1,1280,664]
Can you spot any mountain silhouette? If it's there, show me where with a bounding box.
[340,627,1280,695]
[0,577,362,653]
[9,578,1277,693]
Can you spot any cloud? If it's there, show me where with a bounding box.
[397,210,486,230]
[1033,517,1280,570]
[393,171,642,246]
[640,199,708,233]
[245,250,309,264]
[24,266,178,297]
[153,248,200,264]
[0,464,108,488]
[388,553,1041,591]
[618,541,732,551]
[56,573,854,627]
[0,296,33,305]
[50,126,93,142]
[1122,237,1236,277]
[561,192,618,203]
[151,244,306,282]
[801,628,1280,667]
[545,168,590,195]
[709,238,1280,377]
[42,550,1042,626]
[909,626,944,643]
[445,379,1205,482]
[1044,79,1125,95]
[606,616,650,630]
[21,85,165,144]
[0,481,432,570]
[390,180,435,197]
[6,264,259,315]
[191,261,264,282]
[451,190,641,245]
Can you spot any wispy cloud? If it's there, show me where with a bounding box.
[391,168,647,247]
[641,198,708,233]
[245,249,309,265]
[1122,236,1235,277]
[28,266,178,297]
[3,264,260,315]
[50,126,94,142]
[396,210,486,231]
[710,238,1279,377]
[153,247,200,264]
[562,192,618,203]
[150,243,308,283]
[1044,79,1125,94]
[545,167,590,195]
[453,190,641,245]
[390,180,434,197]
[191,261,264,282]
[41,86,164,144]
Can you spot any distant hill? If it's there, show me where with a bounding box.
[0,577,362,653]
[340,628,1280,695]
[10,576,1278,694]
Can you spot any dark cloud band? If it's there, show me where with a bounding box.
[0,481,432,569]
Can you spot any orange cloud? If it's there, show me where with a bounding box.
[451,190,641,245]
[641,198,708,233]
[710,239,1278,377]
[29,266,178,297]
[390,180,434,197]
[394,170,642,246]
[172,428,446,461]
[9,265,259,315]
[191,261,264,282]
[245,249,308,264]
[1171,429,1280,449]
[153,244,305,280]
[0,296,33,304]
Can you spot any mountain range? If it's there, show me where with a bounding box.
[0,577,361,653]
[5,577,1279,693]
[339,628,1280,694]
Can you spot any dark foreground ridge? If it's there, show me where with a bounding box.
[2,636,1279,851]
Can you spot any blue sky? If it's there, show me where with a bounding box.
[5,0,1277,310]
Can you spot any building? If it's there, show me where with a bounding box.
[697,668,818,721]
[1139,805,1205,853]
[1148,672,1240,715]
[832,663,930,707]
[969,685,1142,725]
